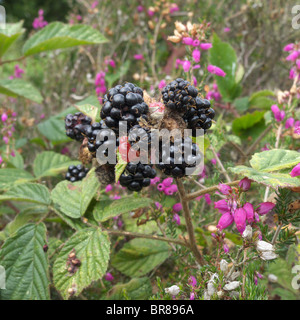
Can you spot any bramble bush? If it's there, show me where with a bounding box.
[0,0,299,301]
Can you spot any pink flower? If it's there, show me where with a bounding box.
[290,163,300,177]
[289,68,296,79]
[113,195,121,200]
[223,27,231,32]
[173,203,182,213]
[175,59,183,69]
[234,208,246,233]
[284,43,294,51]
[192,64,201,69]
[214,199,230,214]
[157,183,164,191]
[169,184,178,193]
[3,137,9,144]
[192,39,200,47]
[243,202,254,223]
[182,60,191,72]
[109,60,116,68]
[223,243,229,253]
[254,276,258,286]
[169,4,179,14]
[0,156,2,165]
[204,194,211,205]
[200,43,212,50]
[105,184,113,192]
[91,1,99,9]
[147,9,155,17]
[271,105,285,122]
[238,177,251,191]
[192,49,201,63]
[1,113,8,122]
[217,212,234,230]
[188,276,197,287]
[137,5,144,12]
[163,177,173,187]
[219,183,232,195]
[286,51,300,61]
[158,80,166,90]
[150,177,160,185]
[207,65,226,77]
[192,76,197,86]
[256,202,275,215]
[76,15,82,21]
[295,126,300,135]
[61,147,69,155]
[285,117,295,129]
[134,54,144,60]
[105,272,114,281]
[155,202,163,210]
[182,37,194,45]
[173,213,181,225]
[190,292,195,300]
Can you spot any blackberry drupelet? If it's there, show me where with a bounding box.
[119,162,157,192]
[65,112,92,141]
[65,164,89,182]
[161,78,199,113]
[100,83,149,131]
[157,138,202,178]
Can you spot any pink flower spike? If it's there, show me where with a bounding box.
[219,183,232,195]
[217,212,234,230]
[105,184,112,192]
[182,60,191,72]
[105,273,114,282]
[1,113,8,122]
[256,202,276,215]
[173,203,182,213]
[182,37,194,45]
[286,51,300,61]
[234,208,247,233]
[238,177,251,191]
[192,49,201,63]
[173,213,181,225]
[188,276,197,287]
[283,43,294,51]
[133,54,144,60]
[285,117,295,129]
[243,202,254,223]
[214,199,230,214]
[290,163,300,177]
[200,43,212,50]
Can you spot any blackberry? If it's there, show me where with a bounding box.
[161,78,198,113]
[157,138,202,178]
[182,97,215,136]
[119,162,157,192]
[65,112,92,141]
[65,164,89,182]
[101,83,149,131]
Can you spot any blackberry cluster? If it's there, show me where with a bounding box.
[100,83,149,131]
[65,112,92,141]
[162,78,198,113]
[157,138,202,178]
[183,97,215,135]
[119,162,157,192]
[65,164,89,182]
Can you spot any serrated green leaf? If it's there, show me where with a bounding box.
[53,227,110,299]
[93,197,153,222]
[112,238,170,278]
[0,223,50,300]
[250,149,300,172]
[23,22,108,56]
[0,168,34,191]
[0,21,25,57]
[0,183,51,205]
[0,79,43,103]
[33,151,80,178]
[234,97,249,113]
[229,166,300,189]
[74,104,99,123]
[51,169,99,218]
[108,277,152,300]
[5,151,24,170]
[37,116,69,144]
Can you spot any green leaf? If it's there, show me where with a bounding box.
[74,104,99,123]
[234,97,249,113]
[250,149,300,172]
[0,183,51,205]
[0,79,43,103]
[112,238,170,278]
[51,169,99,218]
[93,197,153,222]
[108,277,152,300]
[0,21,25,57]
[5,151,24,169]
[0,223,50,300]
[37,116,69,144]
[115,150,127,183]
[33,151,80,178]
[0,168,34,191]
[229,166,300,189]
[23,22,108,56]
[209,33,241,101]
[53,227,110,299]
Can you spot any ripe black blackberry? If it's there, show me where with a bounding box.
[182,97,215,136]
[65,112,92,141]
[65,164,89,182]
[157,138,202,178]
[100,83,149,131]
[161,78,199,113]
[119,162,157,192]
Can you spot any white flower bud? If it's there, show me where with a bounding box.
[230,271,240,281]
[223,281,241,291]
[242,225,253,240]
[256,240,274,252]
[260,251,278,261]
[203,290,211,300]
[207,282,216,296]
[268,274,278,283]
[220,259,229,273]
[165,285,180,296]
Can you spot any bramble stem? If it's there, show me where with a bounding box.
[176,179,205,266]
